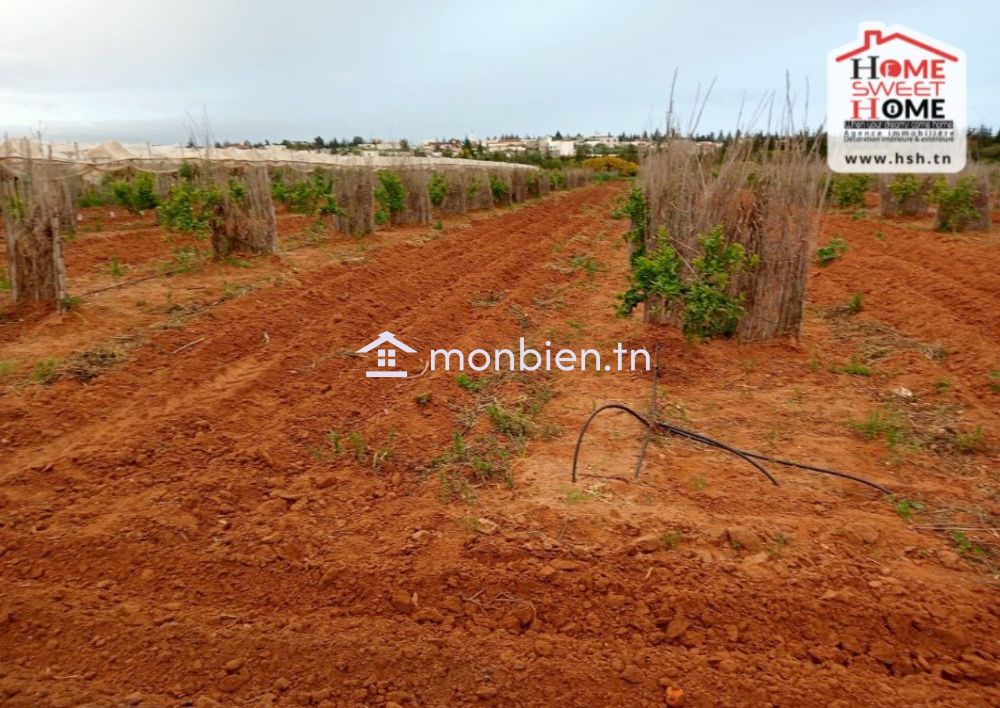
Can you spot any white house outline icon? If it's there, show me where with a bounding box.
[356,331,417,378]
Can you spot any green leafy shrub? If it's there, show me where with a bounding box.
[829,174,874,208]
[816,237,847,265]
[428,173,448,207]
[465,178,483,203]
[614,184,648,262]
[489,175,510,202]
[77,184,115,208]
[374,170,406,225]
[931,177,984,232]
[887,174,923,204]
[272,171,343,216]
[110,173,159,214]
[617,225,755,340]
[157,163,220,235]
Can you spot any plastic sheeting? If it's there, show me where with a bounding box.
[0,138,540,177]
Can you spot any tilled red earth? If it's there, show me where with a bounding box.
[0,186,998,707]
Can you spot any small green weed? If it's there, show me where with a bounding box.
[951,531,985,559]
[816,237,848,266]
[840,357,872,376]
[892,497,924,521]
[59,295,83,311]
[689,475,708,491]
[455,373,486,393]
[105,257,126,277]
[849,409,902,448]
[768,532,790,559]
[660,530,683,549]
[560,485,602,505]
[31,358,61,384]
[570,254,604,276]
[954,426,985,454]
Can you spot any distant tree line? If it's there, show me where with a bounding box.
[202,126,1000,163]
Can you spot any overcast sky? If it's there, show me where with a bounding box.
[1,0,997,144]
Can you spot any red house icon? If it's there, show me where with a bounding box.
[835,29,959,63]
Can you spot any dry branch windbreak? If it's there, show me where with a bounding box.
[209,165,278,257]
[1,161,68,305]
[879,173,933,217]
[640,139,825,341]
[0,137,596,310]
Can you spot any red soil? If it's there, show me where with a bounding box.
[0,189,997,706]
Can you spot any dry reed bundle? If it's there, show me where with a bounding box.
[964,175,992,232]
[334,168,375,236]
[154,172,179,202]
[397,168,431,225]
[642,137,824,340]
[879,174,933,217]
[58,173,79,234]
[209,165,278,257]
[563,168,591,189]
[0,161,68,305]
[511,170,528,203]
[440,170,469,214]
[536,171,550,198]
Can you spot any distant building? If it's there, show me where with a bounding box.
[581,134,619,148]
[539,138,576,158]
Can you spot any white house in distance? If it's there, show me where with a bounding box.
[356,331,416,378]
[538,138,576,157]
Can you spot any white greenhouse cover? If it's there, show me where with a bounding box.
[0,138,540,176]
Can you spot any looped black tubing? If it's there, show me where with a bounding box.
[570,402,891,495]
[571,403,778,486]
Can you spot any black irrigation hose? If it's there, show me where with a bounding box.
[570,402,891,495]
[572,403,778,486]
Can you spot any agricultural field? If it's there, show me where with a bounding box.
[0,162,997,707]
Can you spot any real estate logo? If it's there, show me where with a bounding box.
[827,23,966,173]
[357,331,416,378]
